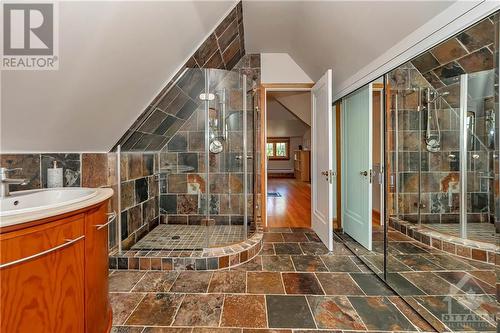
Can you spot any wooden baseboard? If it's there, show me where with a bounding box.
[267,173,295,178]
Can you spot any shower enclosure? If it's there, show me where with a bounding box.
[387,64,498,246]
[118,68,257,252]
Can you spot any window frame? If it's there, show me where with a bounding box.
[266,137,290,160]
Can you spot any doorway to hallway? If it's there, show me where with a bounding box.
[267,178,311,228]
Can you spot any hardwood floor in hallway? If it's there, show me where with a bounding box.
[267,178,311,228]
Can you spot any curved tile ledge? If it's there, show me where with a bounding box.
[109,230,263,271]
[389,218,498,264]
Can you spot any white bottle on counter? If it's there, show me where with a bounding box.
[47,161,63,188]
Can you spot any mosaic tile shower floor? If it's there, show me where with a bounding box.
[110,227,496,332]
[424,223,497,245]
[131,224,247,250]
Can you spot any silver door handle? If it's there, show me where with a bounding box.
[95,211,117,230]
[360,171,368,176]
[321,171,329,176]
[0,235,85,269]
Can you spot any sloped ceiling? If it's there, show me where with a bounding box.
[268,91,311,126]
[1,1,236,152]
[243,1,454,94]
[267,95,310,138]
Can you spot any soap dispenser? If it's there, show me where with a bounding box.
[47,160,63,188]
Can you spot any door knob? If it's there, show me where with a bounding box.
[321,171,329,176]
[360,171,368,176]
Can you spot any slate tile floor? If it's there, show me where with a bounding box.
[110,227,497,332]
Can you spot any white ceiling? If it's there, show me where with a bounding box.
[243,1,454,93]
[1,1,236,152]
[267,94,310,138]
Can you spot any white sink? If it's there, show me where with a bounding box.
[0,188,98,218]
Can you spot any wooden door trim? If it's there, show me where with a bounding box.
[259,82,314,227]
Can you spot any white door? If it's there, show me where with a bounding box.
[342,84,373,251]
[311,69,334,251]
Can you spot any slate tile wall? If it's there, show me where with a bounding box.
[119,152,160,250]
[158,54,261,230]
[0,153,120,249]
[387,14,498,226]
[113,1,245,152]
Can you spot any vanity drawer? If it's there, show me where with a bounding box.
[0,213,85,266]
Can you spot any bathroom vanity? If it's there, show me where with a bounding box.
[0,188,114,333]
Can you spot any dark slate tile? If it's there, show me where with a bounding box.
[121,132,143,151]
[178,152,198,172]
[436,271,495,294]
[457,18,495,52]
[282,272,324,295]
[120,211,129,240]
[156,85,181,111]
[321,255,361,272]
[350,273,395,296]
[394,254,444,271]
[131,271,179,292]
[266,295,316,329]
[164,120,184,139]
[457,47,494,73]
[146,135,168,151]
[411,52,440,73]
[222,37,241,69]
[170,271,212,293]
[217,19,239,52]
[135,178,148,203]
[125,293,184,326]
[413,295,495,331]
[432,61,465,85]
[138,109,168,134]
[167,174,187,193]
[291,255,328,272]
[262,255,294,272]
[0,154,41,190]
[401,271,464,295]
[385,273,425,296]
[177,69,205,100]
[348,296,415,331]
[41,153,81,187]
[274,243,303,255]
[153,114,177,136]
[172,294,223,327]
[431,38,468,64]
[316,272,364,296]
[307,295,366,330]
[204,50,224,69]
[194,34,219,66]
[163,90,190,117]
[160,194,177,214]
[167,133,188,152]
[131,134,154,151]
[176,99,198,120]
[109,271,145,292]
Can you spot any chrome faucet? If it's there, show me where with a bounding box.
[0,168,28,198]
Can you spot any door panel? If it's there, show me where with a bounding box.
[342,84,373,250]
[311,69,334,251]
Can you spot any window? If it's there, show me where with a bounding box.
[266,137,290,160]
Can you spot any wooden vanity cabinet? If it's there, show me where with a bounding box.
[0,200,112,333]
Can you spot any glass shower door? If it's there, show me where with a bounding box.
[206,69,249,247]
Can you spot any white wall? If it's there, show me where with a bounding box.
[267,136,303,171]
[261,53,313,84]
[274,92,311,126]
[1,1,236,152]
